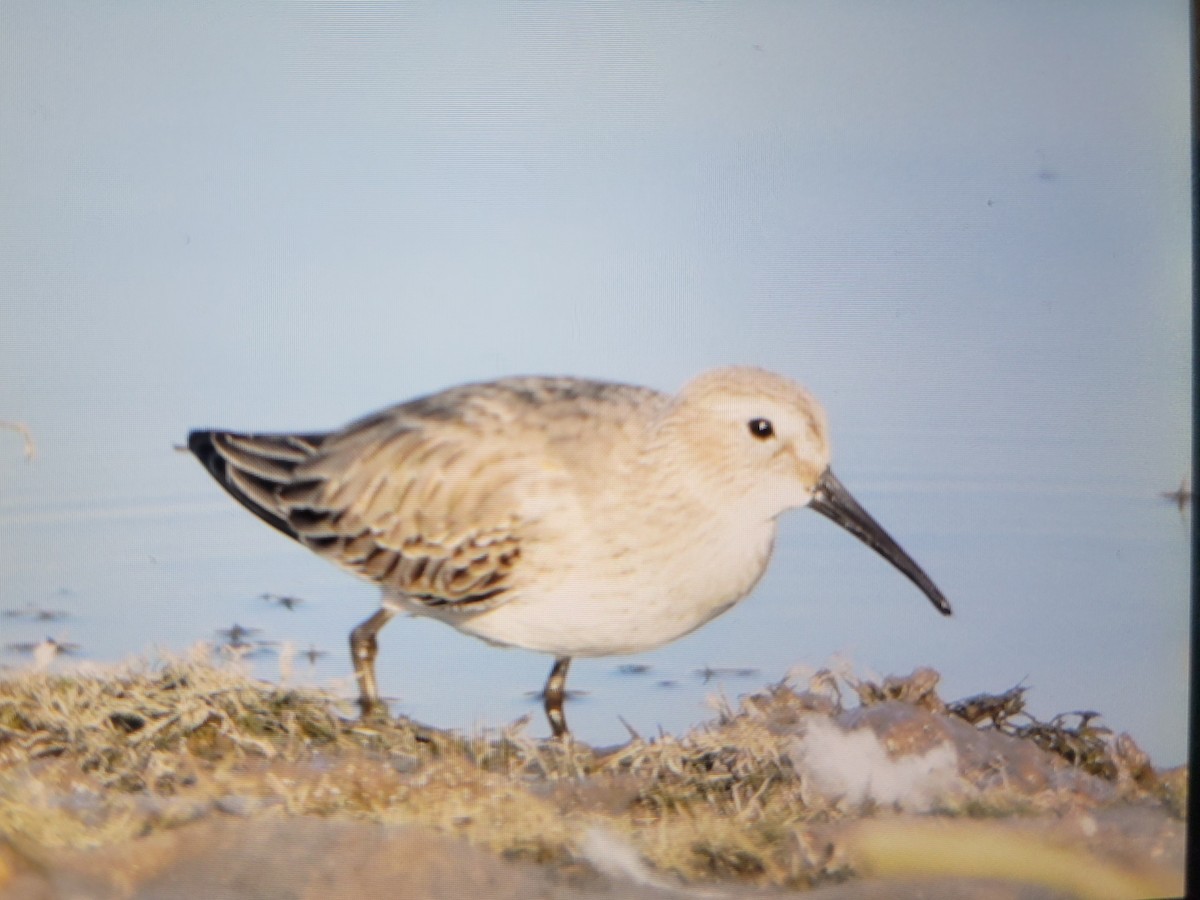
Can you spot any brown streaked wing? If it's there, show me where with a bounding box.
[188,430,329,541]
[280,415,528,613]
[194,375,659,612]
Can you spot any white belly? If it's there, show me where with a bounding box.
[389,517,778,658]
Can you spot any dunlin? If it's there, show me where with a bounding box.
[189,367,950,737]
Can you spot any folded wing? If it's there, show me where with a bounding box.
[188,411,523,613]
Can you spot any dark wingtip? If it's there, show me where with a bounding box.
[187,429,215,458]
[187,429,229,486]
[186,429,218,473]
[184,428,300,541]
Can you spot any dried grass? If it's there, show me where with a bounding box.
[0,655,1185,892]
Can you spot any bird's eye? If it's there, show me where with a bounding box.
[748,418,775,440]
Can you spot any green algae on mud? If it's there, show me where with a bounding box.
[0,656,1186,898]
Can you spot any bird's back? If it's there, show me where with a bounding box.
[189,376,668,612]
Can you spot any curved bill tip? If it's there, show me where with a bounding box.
[808,468,952,616]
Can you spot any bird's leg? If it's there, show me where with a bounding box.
[543,656,573,738]
[349,607,396,717]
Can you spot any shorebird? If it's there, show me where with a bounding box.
[188,367,951,737]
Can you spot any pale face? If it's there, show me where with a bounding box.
[664,366,832,520]
[665,366,951,617]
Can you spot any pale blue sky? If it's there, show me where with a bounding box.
[0,2,1191,761]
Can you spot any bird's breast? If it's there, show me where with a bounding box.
[657,514,778,625]
[449,513,778,657]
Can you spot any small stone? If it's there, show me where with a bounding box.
[390,753,421,774]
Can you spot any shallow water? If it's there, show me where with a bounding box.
[0,433,1188,765]
[0,2,1190,766]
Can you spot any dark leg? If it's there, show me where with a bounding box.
[543,656,572,739]
[349,607,396,717]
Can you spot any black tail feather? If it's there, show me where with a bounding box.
[188,429,311,541]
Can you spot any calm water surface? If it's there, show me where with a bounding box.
[0,427,1188,765]
[0,1,1189,767]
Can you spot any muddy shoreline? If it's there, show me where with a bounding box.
[0,658,1185,898]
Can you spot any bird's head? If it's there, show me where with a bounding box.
[665,366,832,515]
[663,366,951,616]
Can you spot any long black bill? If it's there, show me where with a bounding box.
[808,468,952,616]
